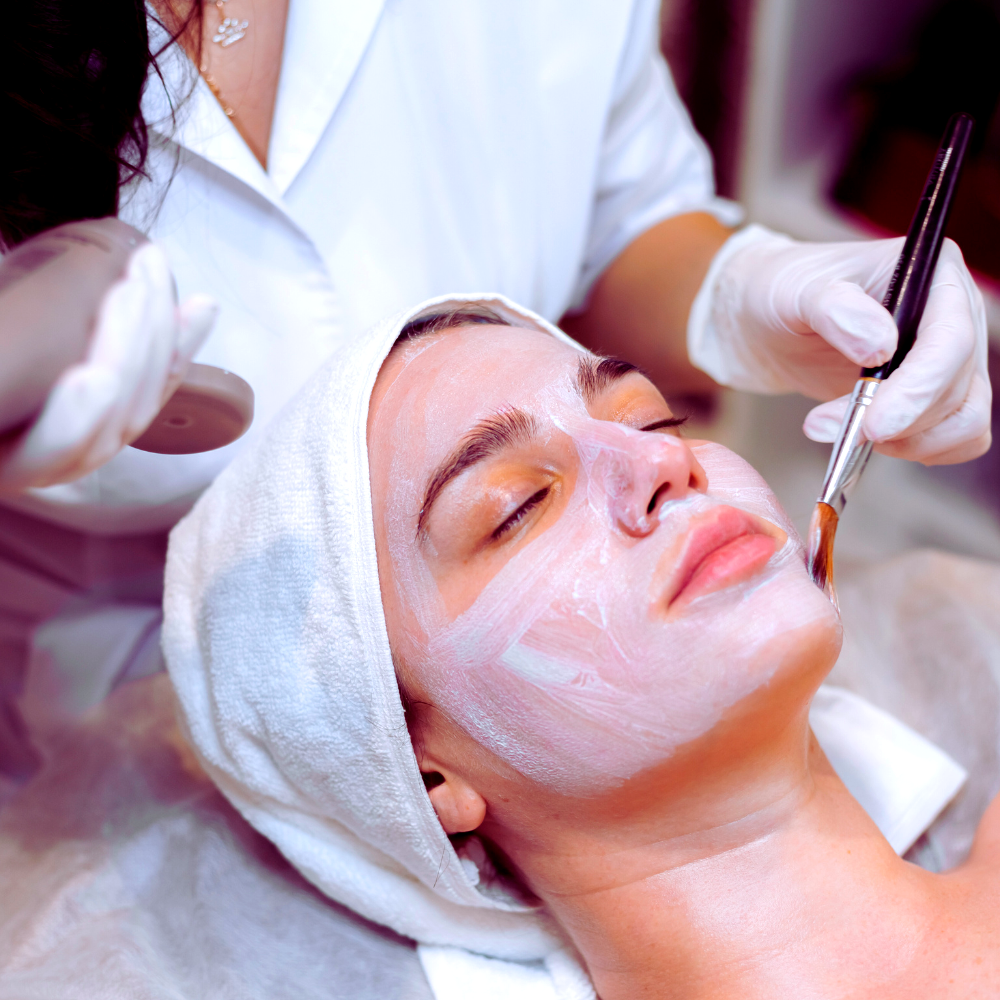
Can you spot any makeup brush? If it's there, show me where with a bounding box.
[807,111,976,600]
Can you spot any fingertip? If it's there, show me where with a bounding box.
[859,347,893,368]
[126,242,156,280]
[802,416,838,443]
[178,294,219,355]
[803,399,849,443]
[813,283,898,367]
[128,240,167,270]
[182,293,219,326]
[92,272,150,361]
[128,242,177,304]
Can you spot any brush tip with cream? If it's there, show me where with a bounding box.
[806,501,839,603]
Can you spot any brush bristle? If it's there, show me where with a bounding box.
[807,502,839,603]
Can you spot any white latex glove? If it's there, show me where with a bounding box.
[688,224,991,465]
[0,243,217,492]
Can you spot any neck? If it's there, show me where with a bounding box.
[501,722,938,999]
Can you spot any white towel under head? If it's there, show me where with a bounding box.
[163,293,964,1000]
[810,685,966,856]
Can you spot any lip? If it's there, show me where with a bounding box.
[659,505,783,611]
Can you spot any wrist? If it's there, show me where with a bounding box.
[686,224,796,392]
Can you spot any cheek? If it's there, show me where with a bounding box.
[395,429,832,795]
[691,441,799,542]
[409,484,836,796]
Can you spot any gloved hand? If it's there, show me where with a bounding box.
[687,224,991,465]
[0,243,217,492]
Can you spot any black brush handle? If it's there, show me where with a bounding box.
[862,112,975,380]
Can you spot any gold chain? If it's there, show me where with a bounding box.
[199,0,248,119]
[200,67,236,118]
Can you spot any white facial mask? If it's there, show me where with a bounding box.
[380,339,836,795]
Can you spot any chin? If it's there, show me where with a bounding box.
[734,563,843,694]
[668,541,843,692]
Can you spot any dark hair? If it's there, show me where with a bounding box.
[397,305,511,343]
[0,1,201,250]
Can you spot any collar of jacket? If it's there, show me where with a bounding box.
[142,0,386,205]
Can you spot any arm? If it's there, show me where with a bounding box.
[568,1,988,465]
[561,211,731,396]
[568,214,991,465]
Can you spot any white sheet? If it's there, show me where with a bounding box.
[0,676,434,1000]
[2,551,996,996]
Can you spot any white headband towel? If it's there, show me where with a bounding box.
[163,293,597,997]
[163,292,963,999]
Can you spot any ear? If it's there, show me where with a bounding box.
[418,757,487,834]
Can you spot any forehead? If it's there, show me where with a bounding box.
[370,324,582,435]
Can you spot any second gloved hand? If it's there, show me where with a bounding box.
[0,242,218,492]
[687,224,991,465]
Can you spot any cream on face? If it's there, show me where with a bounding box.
[370,325,839,795]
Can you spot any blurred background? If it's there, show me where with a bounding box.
[661,0,1000,566]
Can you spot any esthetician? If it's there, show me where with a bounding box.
[0,0,990,778]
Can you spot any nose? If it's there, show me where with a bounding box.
[599,428,708,537]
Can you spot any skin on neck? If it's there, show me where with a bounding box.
[406,645,945,1000]
[153,0,289,168]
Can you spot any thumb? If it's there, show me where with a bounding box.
[802,281,898,368]
[177,294,219,361]
[803,396,851,443]
[161,295,219,401]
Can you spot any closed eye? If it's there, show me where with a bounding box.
[641,416,688,433]
[491,486,550,541]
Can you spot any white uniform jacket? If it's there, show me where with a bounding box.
[18,0,738,533]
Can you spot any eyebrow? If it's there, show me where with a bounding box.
[575,356,641,404]
[417,407,539,537]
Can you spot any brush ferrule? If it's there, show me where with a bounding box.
[817,378,880,515]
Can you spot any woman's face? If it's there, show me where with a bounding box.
[369,324,840,795]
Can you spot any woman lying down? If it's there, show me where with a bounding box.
[164,294,989,999]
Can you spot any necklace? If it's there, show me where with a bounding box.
[200,0,249,118]
[201,68,235,117]
[211,0,248,47]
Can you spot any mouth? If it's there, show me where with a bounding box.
[661,505,782,611]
